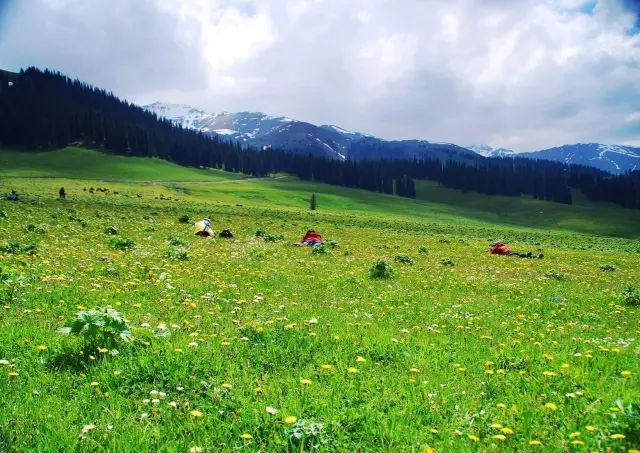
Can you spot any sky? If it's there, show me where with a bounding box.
[0,0,639,151]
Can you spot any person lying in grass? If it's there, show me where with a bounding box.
[488,241,543,259]
[295,230,323,246]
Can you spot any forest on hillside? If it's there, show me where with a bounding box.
[1,68,639,208]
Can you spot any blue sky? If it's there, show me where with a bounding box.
[0,0,639,151]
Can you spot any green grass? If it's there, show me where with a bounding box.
[0,151,639,451]
[0,147,240,181]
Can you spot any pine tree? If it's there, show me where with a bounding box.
[309,193,317,210]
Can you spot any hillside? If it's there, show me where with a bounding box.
[1,156,639,451]
[2,147,639,239]
[0,147,240,181]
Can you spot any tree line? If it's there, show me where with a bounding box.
[0,67,638,208]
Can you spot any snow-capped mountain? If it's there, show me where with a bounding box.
[519,143,640,174]
[466,144,515,158]
[144,102,477,162]
[145,103,639,173]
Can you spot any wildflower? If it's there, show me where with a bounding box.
[266,406,278,415]
[410,367,420,373]
[284,416,297,424]
[190,410,204,418]
[544,402,557,411]
[356,356,366,363]
[36,345,47,351]
[81,424,96,434]
[496,403,507,409]
[8,371,19,378]
[299,379,312,385]
[347,367,358,374]
[222,383,232,389]
[429,428,438,434]
[491,423,503,429]
[320,364,333,370]
[621,370,632,377]
[610,433,625,440]
[569,432,580,438]
[542,371,557,377]
[168,401,177,408]
[240,433,252,440]
[189,448,203,453]
[90,382,99,387]
[468,434,479,442]
[585,425,596,432]
[0,359,9,365]
[493,434,506,441]
[500,427,514,435]
[529,440,543,447]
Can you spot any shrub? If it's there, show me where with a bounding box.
[369,259,394,279]
[165,247,189,261]
[419,246,428,254]
[108,237,135,250]
[105,226,118,235]
[0,242,38,255]
[168,237,186,246]
[440,257,455,266]
[59,308,132,350]
[620,286,640,306]
[178,215,190,224]
[545,269,565,280]
[257,230,284,242]
[311,245,330,255]
[395,254,414,265]
[600,264,615,272]
[0,209,6,219]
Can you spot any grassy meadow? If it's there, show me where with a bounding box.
[0,148,639,451]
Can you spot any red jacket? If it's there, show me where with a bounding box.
[489,242,511,255]
[302,232,323,243]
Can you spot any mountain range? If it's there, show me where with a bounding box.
[145,102,640,174]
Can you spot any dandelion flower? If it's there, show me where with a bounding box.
[570,440,584,446]
[569,432,580,438]
[468,434,479,442]
[90,382,99,387]
[544,402,557,411]
[585,425,596,432]
[240,433,252,440]
[356,356,366,363]
[493,434,506,441]
[610,433,625,440]
[500,428,514,435]
[36,345,47,351]
[190,410,204,418]
[320,364,333,370]
[299,379,312,385]
[621,370,632,377]
[266,406,278,415]
[529,440,543,447]
[284,416,297,424]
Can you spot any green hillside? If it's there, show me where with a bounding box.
[0,148,639,451]
[0,147,240,181]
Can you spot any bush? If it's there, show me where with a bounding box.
[545,269,565,280]
[311,245,330,255]
[165,247,189,261]
[168,237,186,246]
[395,254,414,265]
[0,242,38,255]
[108,237,135,250]
[0,209,6,219]
[419,246,428,254]
[440,257,455,266]
[620,286,640,306]
[369,259,394,279]
[59,308,132,350]
[105,226,118,235]
[256,230,284,242]
[178,215,190,224]
[600,264,615,272]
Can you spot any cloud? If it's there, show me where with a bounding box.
[0,0,639,150]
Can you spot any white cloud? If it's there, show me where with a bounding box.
[0,0,639,150]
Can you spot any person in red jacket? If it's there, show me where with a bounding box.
[298,230,323,246]
[489,242,543,259]
[489,242,511,255]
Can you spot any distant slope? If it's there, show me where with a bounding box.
[145,102,479,162]
[0,147,240,181]
[519,143,640,174]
